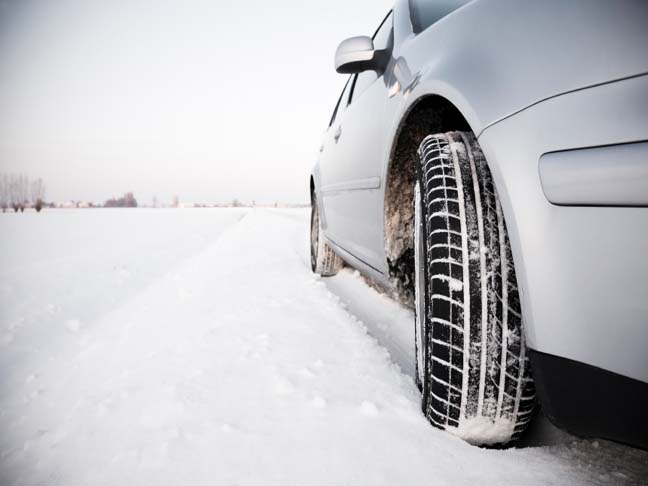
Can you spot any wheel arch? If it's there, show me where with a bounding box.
[382,94,472,304]
[381,89,525,317]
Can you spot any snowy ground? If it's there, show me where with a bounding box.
[1,208,646,486]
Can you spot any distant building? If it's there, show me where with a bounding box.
[56,201,77,208]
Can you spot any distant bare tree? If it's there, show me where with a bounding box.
[19,174,28,211]
[124,192,137,207]
[231,198,241,208]
[13,174,30,212]
[9,175,17,211]
[9,174,24,212]
[104,192,138,208]
[152,195,158,208]
[1,174,47,212]
[30,178,46,212]
[172,195,179,208]
[21,175,28,211]
[0,174,8,212]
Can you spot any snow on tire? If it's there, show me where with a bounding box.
[310,194,343,277]
[414,131,536,445]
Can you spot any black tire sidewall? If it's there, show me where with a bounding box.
[414,152,432,407]
[310,198,319,273]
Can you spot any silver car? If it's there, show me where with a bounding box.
[310,0,648,447]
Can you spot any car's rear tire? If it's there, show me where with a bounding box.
[414,131,536,445]
[311,194,343,276]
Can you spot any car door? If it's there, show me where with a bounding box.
[317,75,353,224]
[319,12,395,272]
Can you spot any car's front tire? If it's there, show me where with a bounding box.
[414,131,536,445]
[311,193,343,276]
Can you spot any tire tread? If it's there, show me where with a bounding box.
[417,131,535,445]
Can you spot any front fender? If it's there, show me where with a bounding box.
[394,0,648,136]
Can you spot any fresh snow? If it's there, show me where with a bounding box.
[448,415,516,446]
[1,208,647,486]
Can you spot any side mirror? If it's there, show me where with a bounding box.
[334,36,383,74]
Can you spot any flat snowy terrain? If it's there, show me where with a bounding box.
[1,209,646,485]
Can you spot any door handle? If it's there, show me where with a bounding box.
[334,126,342,143]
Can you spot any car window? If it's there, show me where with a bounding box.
[349,11,393,104]
[410,0,470,33]
[372,11,394,51]
[329,75,353,127]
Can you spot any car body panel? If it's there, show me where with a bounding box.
[478,73,648,383]
[320,76,393,269]
[319,12,400,270]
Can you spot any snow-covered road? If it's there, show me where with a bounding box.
[1,209,646,485]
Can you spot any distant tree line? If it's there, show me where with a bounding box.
[0,173,46,212]
[104,192,138,208]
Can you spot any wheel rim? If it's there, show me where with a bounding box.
[414,182,426,387]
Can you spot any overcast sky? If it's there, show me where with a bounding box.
[0,0,392,205]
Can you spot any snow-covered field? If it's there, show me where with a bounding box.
[1,208,646,486]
